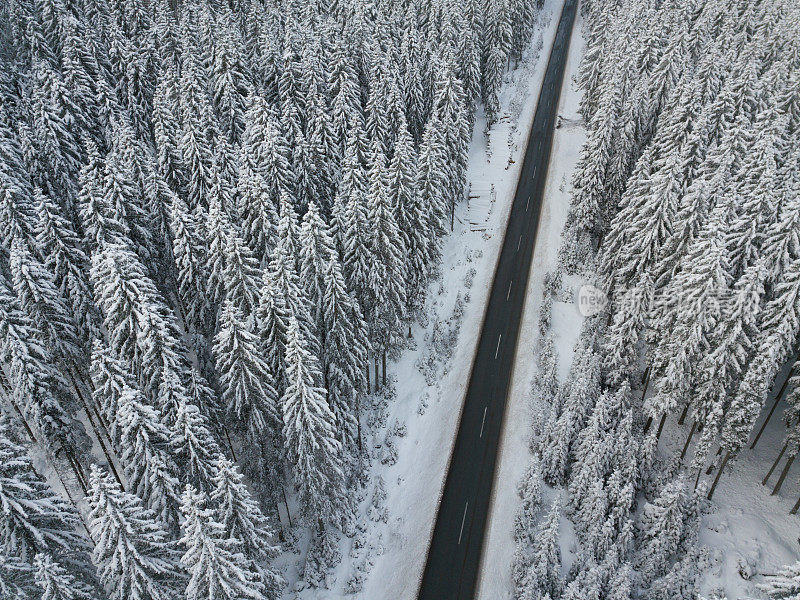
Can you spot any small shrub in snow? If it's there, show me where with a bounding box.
[539,294,553,336]
[345,553,374,595]
[368,477,388,523]
[302,527,341,590]
[418,392,430,415]
[392,421,407,438]
[380,435,398,466]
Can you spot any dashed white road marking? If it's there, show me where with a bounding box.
[495,334,502,359]
[480,407,488,438]
[458,502,469,545]
[507,280,513,301]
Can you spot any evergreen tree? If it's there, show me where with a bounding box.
[761,561,800,599]
[34,554,96,600]
[322,254,370,453]
[90,341,137,426]
[180,486,264,600]
[365,140,406,352]
[168,193,210,331]
[0,418,89,562]
[35,190,97,343]
[113,386,181,530]
[256,266,291,393]
[222,233,261,315]
[214,300,280,440]
[10,239,81,372]
[282,316,347,525]
[517,498,563,600]
[88,465,182,600]
[209,455,283,595]
[299,201,337,330]
[171,397,221,492]
[388,124,427,312]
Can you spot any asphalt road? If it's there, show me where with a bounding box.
[416,1,578,598]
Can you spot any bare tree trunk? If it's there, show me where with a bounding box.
[791,494,800,515]
[707,450,731,500]
[282,487,293,528]
[366,365,370,394]
[706,447,722,475]
[656,413,667,441]
[63,447,88,495]
[764,441,789,485]
[772,451,797,496]
[643,416,653,434]
[356,396,363,455]
[6,395,37,442]
[678,403,689,425]
[382,350,387,387]
[681,421,697,460]
[640,367,651,404]
[751,368,795,449]
[69,371,124,488]
[223,427,238,462]
[374,357,379,391]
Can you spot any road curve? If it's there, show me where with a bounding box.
[416,1,578,598]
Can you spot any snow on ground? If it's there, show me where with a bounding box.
[475,9,586,598]
[659,377,800,600]
[287,2,564,597]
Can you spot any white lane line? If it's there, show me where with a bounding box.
[480,406,488,438]
[458,502,469,545]
[495,334,502,359]
[507,280,513,301]
[533,165,537,177]
[517,235,522,251]
[526,196,530,211]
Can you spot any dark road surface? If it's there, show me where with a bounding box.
[417,1,578,598]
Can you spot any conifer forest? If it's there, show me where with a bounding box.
[0,0,799,596]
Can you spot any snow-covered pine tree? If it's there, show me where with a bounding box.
[210,454,283,594]
[282,316,347,526]
[89,465,183,600]
[322,254,370,455]
[388,123,428,314]
[221,233,261,316]
[171,396,221,492]
[365,139,406,360]
[168,193,210,332]
[35,189,98,345]
[416,111,450,267]
[113,385,182,530]
[299,201,337,330]
[214,300,280,441]
[761,561,800,599]
[90,340,137,427]
[539,347,602,485]
[180,485,264,600]
[10,238,82,375]
[34,553,96,600]
[0,417,91,564]
[516,498,563,600]
[635,475,690,584]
